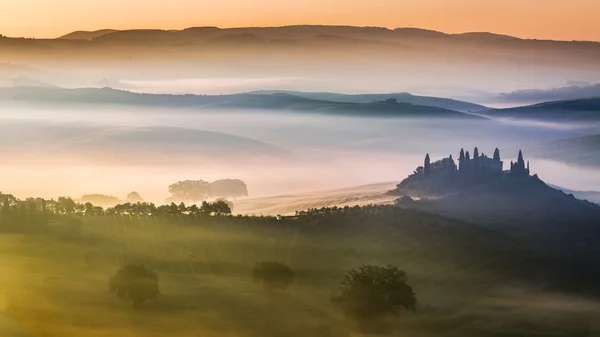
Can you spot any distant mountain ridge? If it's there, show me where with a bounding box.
[0,87,484,119]
[54,25,599,43]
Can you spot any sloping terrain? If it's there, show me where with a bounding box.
[249,90,487,112]
[480,98,600,122]
[235,182,398,215]
[0,87,483,119]
[412,175,600,264]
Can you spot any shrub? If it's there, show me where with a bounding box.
[109,264,159,309]
[252,261,294,291]
[332,265,416,320]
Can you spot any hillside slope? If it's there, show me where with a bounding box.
[412,175,600,263]
[249,90,487,112]
[480,98,600,121]
[0,87,483,119]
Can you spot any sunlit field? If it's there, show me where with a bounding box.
[1,208,598,337]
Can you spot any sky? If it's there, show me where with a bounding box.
[1,0,599,41]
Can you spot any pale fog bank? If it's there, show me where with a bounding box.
[0,104,598,201]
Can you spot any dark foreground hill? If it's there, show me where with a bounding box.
[0,87,483,119]
[249,90,487,112]
[480,97,600,122]
[404,175,600,266]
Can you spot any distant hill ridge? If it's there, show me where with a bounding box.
[249,90,487,112]
[479,97,600,121]
[0,87,485,119]
[55,25,599,44]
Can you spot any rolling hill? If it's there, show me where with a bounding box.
[494,83,600,105]
[0,87,484,119]
[58,29,119,40]
[479,98,600,121]
[248,90,487,112]
[407,175,600,263]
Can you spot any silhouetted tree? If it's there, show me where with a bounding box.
[211,200,232,215]
[424,154,431,176]
[215,198,234,212]
[493,148,501,161]
[332,265,416,321]
[168,180,210,203]
[79,194,121,207]
[109,264,159,309]
[252,261,294,291]
[459,148,466,172]
[57,197,76,215]
[126,192,144,203]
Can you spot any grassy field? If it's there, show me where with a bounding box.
[0,210,599,337]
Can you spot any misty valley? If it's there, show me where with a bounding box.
[1,25,600,337]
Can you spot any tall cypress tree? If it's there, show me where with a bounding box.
[473,147,480,174]
[459,149,465,172]
[424,154,431,176]
[465,151,471,175]
[493,148,500,161]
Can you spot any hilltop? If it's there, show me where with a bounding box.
[391,149,600,264]
[0,87,483,119]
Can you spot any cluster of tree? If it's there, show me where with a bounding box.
[0,193,232,223]
[105,200,232,216]
[167,179,248,203]
[78,194,122,207]
[295,204,394,217]
[111,261,417,332]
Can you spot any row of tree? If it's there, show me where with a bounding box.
[0,192,233,220]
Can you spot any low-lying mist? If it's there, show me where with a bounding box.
[0,103,598,202]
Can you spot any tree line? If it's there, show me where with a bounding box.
[0,192,233,221]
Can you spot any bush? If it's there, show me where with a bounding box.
[252,261,294,291]
[109,264,159,309]
[332,265,416,321]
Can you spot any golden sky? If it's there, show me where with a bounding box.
[1,0,599,41]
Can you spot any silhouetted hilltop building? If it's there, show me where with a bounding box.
[395,147,531,197]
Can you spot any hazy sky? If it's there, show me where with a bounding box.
[1,0,599,41]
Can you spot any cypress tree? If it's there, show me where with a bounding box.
[424,154,431,176]
[493,148,500,161]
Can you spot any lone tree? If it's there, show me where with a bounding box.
[109,264,159,309]
[332,265,416,322]
[424,154,431,176]
[252,261,294,291]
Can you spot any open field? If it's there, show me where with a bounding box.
[235,182,399,215]
[1,208,599,337]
